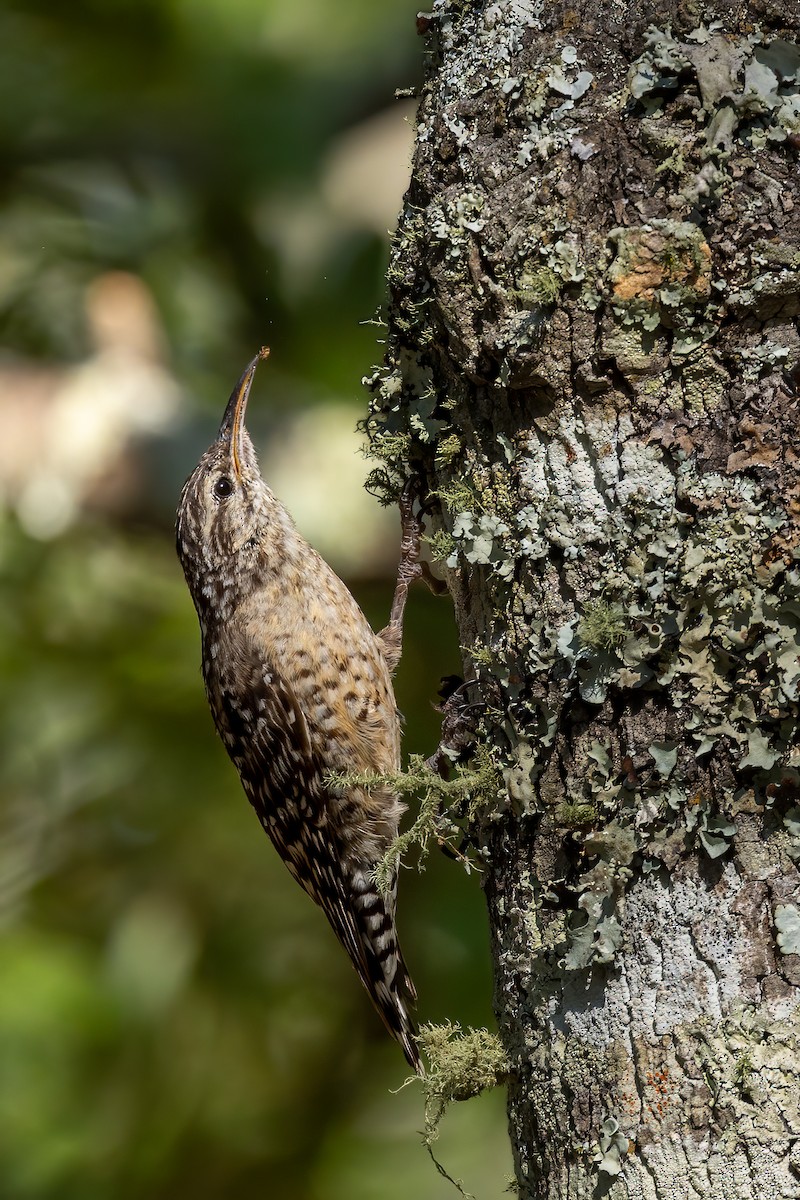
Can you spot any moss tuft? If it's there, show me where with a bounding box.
[578,601,627,651]
[325,749,504,897]
[556,802,599,827]
[516,266,562,308]
[434,479,480,515]
[435,434,463,469]
[425,528,457,563]
[417,1021,509,1144]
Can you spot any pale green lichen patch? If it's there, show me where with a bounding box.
[516,43,597,166]
[519,429,798,765]
[628,26,800,150]
[784,806,800,861]
[565,871,625,969]
[556,801,599,827]
[435,433,463,470]
[593,1115,629,1178]
[429,192,486,259]
[515,265,562,309]
[649,742,678,779]
[627,27,693,105]
[564,822,636,969]
[683,1005,800,1145]
[416,396,800,917]
[680,353,729,416]
[435,478,481,517]
[774,904,800,955]
[683,795,738,859]
[425,527,457,564]
[444,402,799,843]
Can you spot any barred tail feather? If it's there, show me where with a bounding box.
[303,847,422,1074]
[349,869,423,1074]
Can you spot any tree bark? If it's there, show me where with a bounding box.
[367,0,800,1196]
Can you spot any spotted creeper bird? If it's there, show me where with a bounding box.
[176,348,422,1072]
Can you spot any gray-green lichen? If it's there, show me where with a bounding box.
[367,341,800,970]
[775,903,800,955]
[364,5,800,995]
[434,396,800,966]
[514,421,797,756]
[593,1116,629,1178]
[628,25,800,153]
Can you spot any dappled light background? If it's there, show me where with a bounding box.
[0,2,511,1197]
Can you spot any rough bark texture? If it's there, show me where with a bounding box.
[366,1,800,1196]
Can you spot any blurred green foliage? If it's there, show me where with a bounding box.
[0,1,509,1197]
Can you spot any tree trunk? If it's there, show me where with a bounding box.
[366,1,800,1195]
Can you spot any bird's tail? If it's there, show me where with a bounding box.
[313,853,422,1074]
[349,869,422,1075]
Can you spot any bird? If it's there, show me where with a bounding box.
[176,347,422,1072]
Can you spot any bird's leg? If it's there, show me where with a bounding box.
[378,479,428,674]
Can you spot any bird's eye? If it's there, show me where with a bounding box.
[214,476,234,499]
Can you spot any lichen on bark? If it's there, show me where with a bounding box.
[366,0,800,1195]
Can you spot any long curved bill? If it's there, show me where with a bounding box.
[218,346,270,478]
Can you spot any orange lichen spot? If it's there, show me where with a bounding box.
[644,1066,675,1120]
[610,227,712,302]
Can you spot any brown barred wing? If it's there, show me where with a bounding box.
[209,655,422,1073]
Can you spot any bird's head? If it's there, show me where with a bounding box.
[176,347,276,592]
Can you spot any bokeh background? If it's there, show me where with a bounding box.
[0,2,511,1197]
